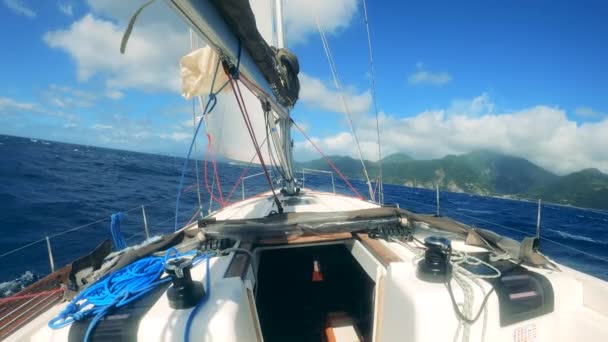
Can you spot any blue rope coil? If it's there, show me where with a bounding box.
[48,248,213,342]
[174,42,242,231]
[109,213,127,250]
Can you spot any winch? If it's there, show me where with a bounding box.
[165,257,205,309]
[416,236,452,283]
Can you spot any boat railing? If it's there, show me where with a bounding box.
[2,177,608,290]
[0,196,198,282]
[240,172,267,200]
[237,168,336,201]
[300,168,336,194]
[380,190,608,267]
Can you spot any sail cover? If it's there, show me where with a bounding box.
[210,0,300,107]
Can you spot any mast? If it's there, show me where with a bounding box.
[167,0,298,194]
[166,0,290,120]
[274,0,297,194]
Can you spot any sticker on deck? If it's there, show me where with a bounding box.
[513,324,537,342]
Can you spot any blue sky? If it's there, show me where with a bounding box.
[1,0,607,174]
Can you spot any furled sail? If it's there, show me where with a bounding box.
[210,0,300,107]
[176,0,295,178]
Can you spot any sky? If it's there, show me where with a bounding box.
[0,0,607,175]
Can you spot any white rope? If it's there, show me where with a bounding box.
[453,271,473,342]
[189,28,205,217]
[449,251,501,342]
[315,19,374,201]
[362,0,384,204]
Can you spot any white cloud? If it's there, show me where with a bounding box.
[44,84,97,108]
[3,0,36,18]
[294,94,608,175]
[43,12,188,93]
[448,92,495,116]
[44,0,361,101]
[58,2,73,16]
[575,106,607,118]
[408,62,452,86]
[160,131,191,142]
[284,0,358,43]
[105,89,124,100]
[92,124,113,130]
[0,95,81,127]
[0,96,38,113]
[299,73,371,114]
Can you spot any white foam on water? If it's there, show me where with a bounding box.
[0,271,38,297]
[550,229,606,245]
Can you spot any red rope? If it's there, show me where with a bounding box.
[224,135,269,204]
[203,134,226,207]
[239,71,363,200]
[292,122,364,199]
[181,183,198,194]
[185,207,201,226]
[0,287,65,303]
[209,144,225,205]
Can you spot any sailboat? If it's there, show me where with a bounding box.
[2,0,608,341]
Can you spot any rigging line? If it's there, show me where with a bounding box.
[192,101,203,213]
[362,0,384,204]
[189,29,204,215]
[227,73,284,213]
[203,135,226,206]
[316,20,374,200]
[265,109,289,182]
[538,236,608,263]
[292,120,364,199]
[224,135,270,203]
[209,137,225,205]
[174,72,219,232]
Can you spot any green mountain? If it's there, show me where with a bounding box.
[527,168,608,209]
[381,153,413,164]
[296,150,608,210]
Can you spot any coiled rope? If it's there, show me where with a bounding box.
[48,248,210,342]
[390,237,500,342]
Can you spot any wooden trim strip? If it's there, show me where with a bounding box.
[224,242,254,279]
[258,232,352,246]
[355,233,401,266]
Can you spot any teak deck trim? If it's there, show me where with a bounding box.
[355,233,401,266]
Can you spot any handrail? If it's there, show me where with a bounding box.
[381,191,608,264]
[0,181,208,261]
[241,172,267,200]
[300,168,335,193]
[2,176,607,289]
[302,168,333,174]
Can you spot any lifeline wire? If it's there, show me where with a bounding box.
[362,0,384,204]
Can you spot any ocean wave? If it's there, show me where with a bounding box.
[455,207,496,215]
[0,271,39,298]
[550,229,606,245]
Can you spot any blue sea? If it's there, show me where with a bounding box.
[1,134,607,296]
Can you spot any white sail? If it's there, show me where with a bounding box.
[179,0,280,165]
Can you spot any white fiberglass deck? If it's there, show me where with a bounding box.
[211,189,379,220]
[11,190,608,342]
